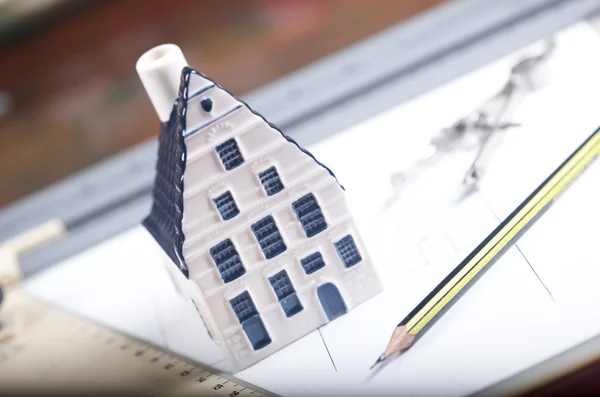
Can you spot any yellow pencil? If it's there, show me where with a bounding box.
[371,125,600,369]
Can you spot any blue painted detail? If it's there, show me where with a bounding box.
[0,287,3,307]
[142,99,189,278]
[213,191,240,221]
[178,67,345,190]
[251,216,287,260]
[143,66,346,278]
[216,138,244,171]
[184,105,242,138]
[186,82,215,101]
[258,166,284,196]
[300,252,326,275]
[268,270,303,317]
[209,239,246,283]
[279,294,303,318]
[230,291,257,322]
[230,291,272,350]
[317,283,347,321]
[334,234,362,268]
[241,316,272,350]
[200,97,213,112]
[292,193,327,238]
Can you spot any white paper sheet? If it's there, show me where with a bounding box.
[515,158,600,304]
[19,21,600,397]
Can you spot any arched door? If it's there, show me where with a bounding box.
[317,283,347,321]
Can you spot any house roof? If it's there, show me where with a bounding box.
[142,96,189,277]
[143,66,343,278]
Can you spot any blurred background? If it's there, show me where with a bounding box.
[0,0,446,208]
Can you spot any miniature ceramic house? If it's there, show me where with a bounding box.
[136,44,383,370]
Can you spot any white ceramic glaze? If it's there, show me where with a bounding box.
[137,45,383,371]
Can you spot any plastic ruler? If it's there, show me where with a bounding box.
[0,288,279,397]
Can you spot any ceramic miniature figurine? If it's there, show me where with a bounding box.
[136,44,383,370]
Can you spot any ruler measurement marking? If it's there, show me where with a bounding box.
[0,290,279,396]
[196,373,214,383]
[213,383,225,390]
[65,314,255,396]
[179,368,193,377]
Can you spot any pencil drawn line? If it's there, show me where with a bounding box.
[477,191,556,302]
[515,244,556,302]
[318,328,337,372]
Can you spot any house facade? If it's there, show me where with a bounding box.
[142,63,383,370]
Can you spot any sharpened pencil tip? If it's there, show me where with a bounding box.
[370,354,386,370]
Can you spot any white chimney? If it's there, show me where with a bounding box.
[136,44,189,122]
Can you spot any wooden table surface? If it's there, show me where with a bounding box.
[0,0,447,207]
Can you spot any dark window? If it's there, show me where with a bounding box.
[300,252,326,275]
[317,283,347,321]
[209,239,246,283]
[251,216,287,259]
[268,270,303,317]
[230,291,272,350]
[213,191,240,221]
[230,291,257,323]
[258,166,284,196]
[334,234,362,268]
[291,193,327,238]
[215,138,244,170]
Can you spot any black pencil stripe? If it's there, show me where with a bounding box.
[477,189,557,303]
[399,126,600,327]
[411,199,554,343]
